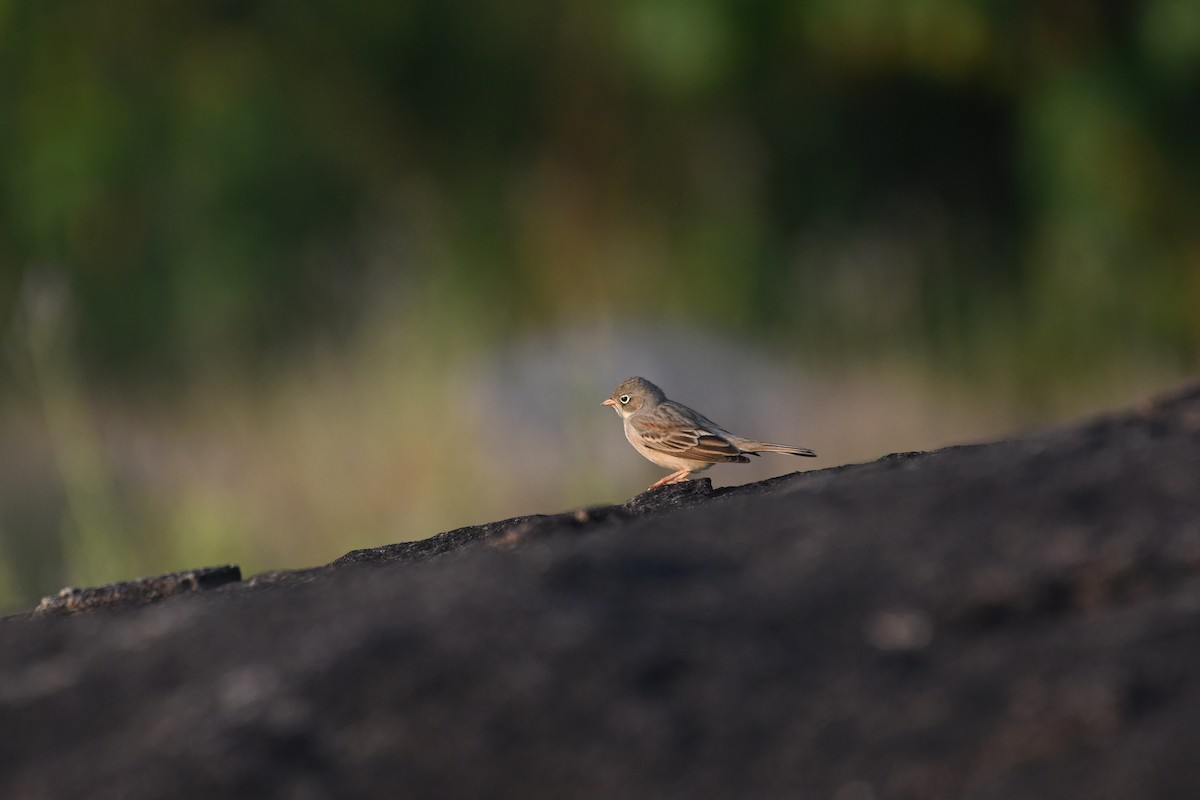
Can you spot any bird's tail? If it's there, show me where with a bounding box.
[736,439,817,458]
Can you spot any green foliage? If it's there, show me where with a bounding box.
[0,0,1197,374]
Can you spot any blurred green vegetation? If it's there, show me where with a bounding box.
[3,0,1197,375]
[1,1,1199,610]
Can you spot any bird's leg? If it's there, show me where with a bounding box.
[648,469,692,489]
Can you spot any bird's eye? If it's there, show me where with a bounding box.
[619,394,630,404]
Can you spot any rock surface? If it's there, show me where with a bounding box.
[31,565,243,616]
[3,383,1200,799]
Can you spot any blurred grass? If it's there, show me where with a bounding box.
[1,1,1198,611]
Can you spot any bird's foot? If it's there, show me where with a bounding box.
[647,470,693,490]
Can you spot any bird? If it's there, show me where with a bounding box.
[602,376,816,491]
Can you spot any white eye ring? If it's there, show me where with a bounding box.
[619,394,630,404]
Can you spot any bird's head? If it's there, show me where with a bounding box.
[602,376,665,418]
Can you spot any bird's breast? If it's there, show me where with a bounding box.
[623,419,702,470]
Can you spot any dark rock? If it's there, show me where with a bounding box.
[3,382,1200,799]
[331,514,548,566]
[29,565,242,616]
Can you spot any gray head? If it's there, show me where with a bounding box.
[602,376,667,417]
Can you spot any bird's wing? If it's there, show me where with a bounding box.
[630,405,748,463]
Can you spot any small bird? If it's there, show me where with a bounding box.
[602,376,816,491]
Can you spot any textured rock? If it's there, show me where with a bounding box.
[3,383,1200,799]
[31,565,242,616]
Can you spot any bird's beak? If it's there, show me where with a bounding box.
[602,398,616,407]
